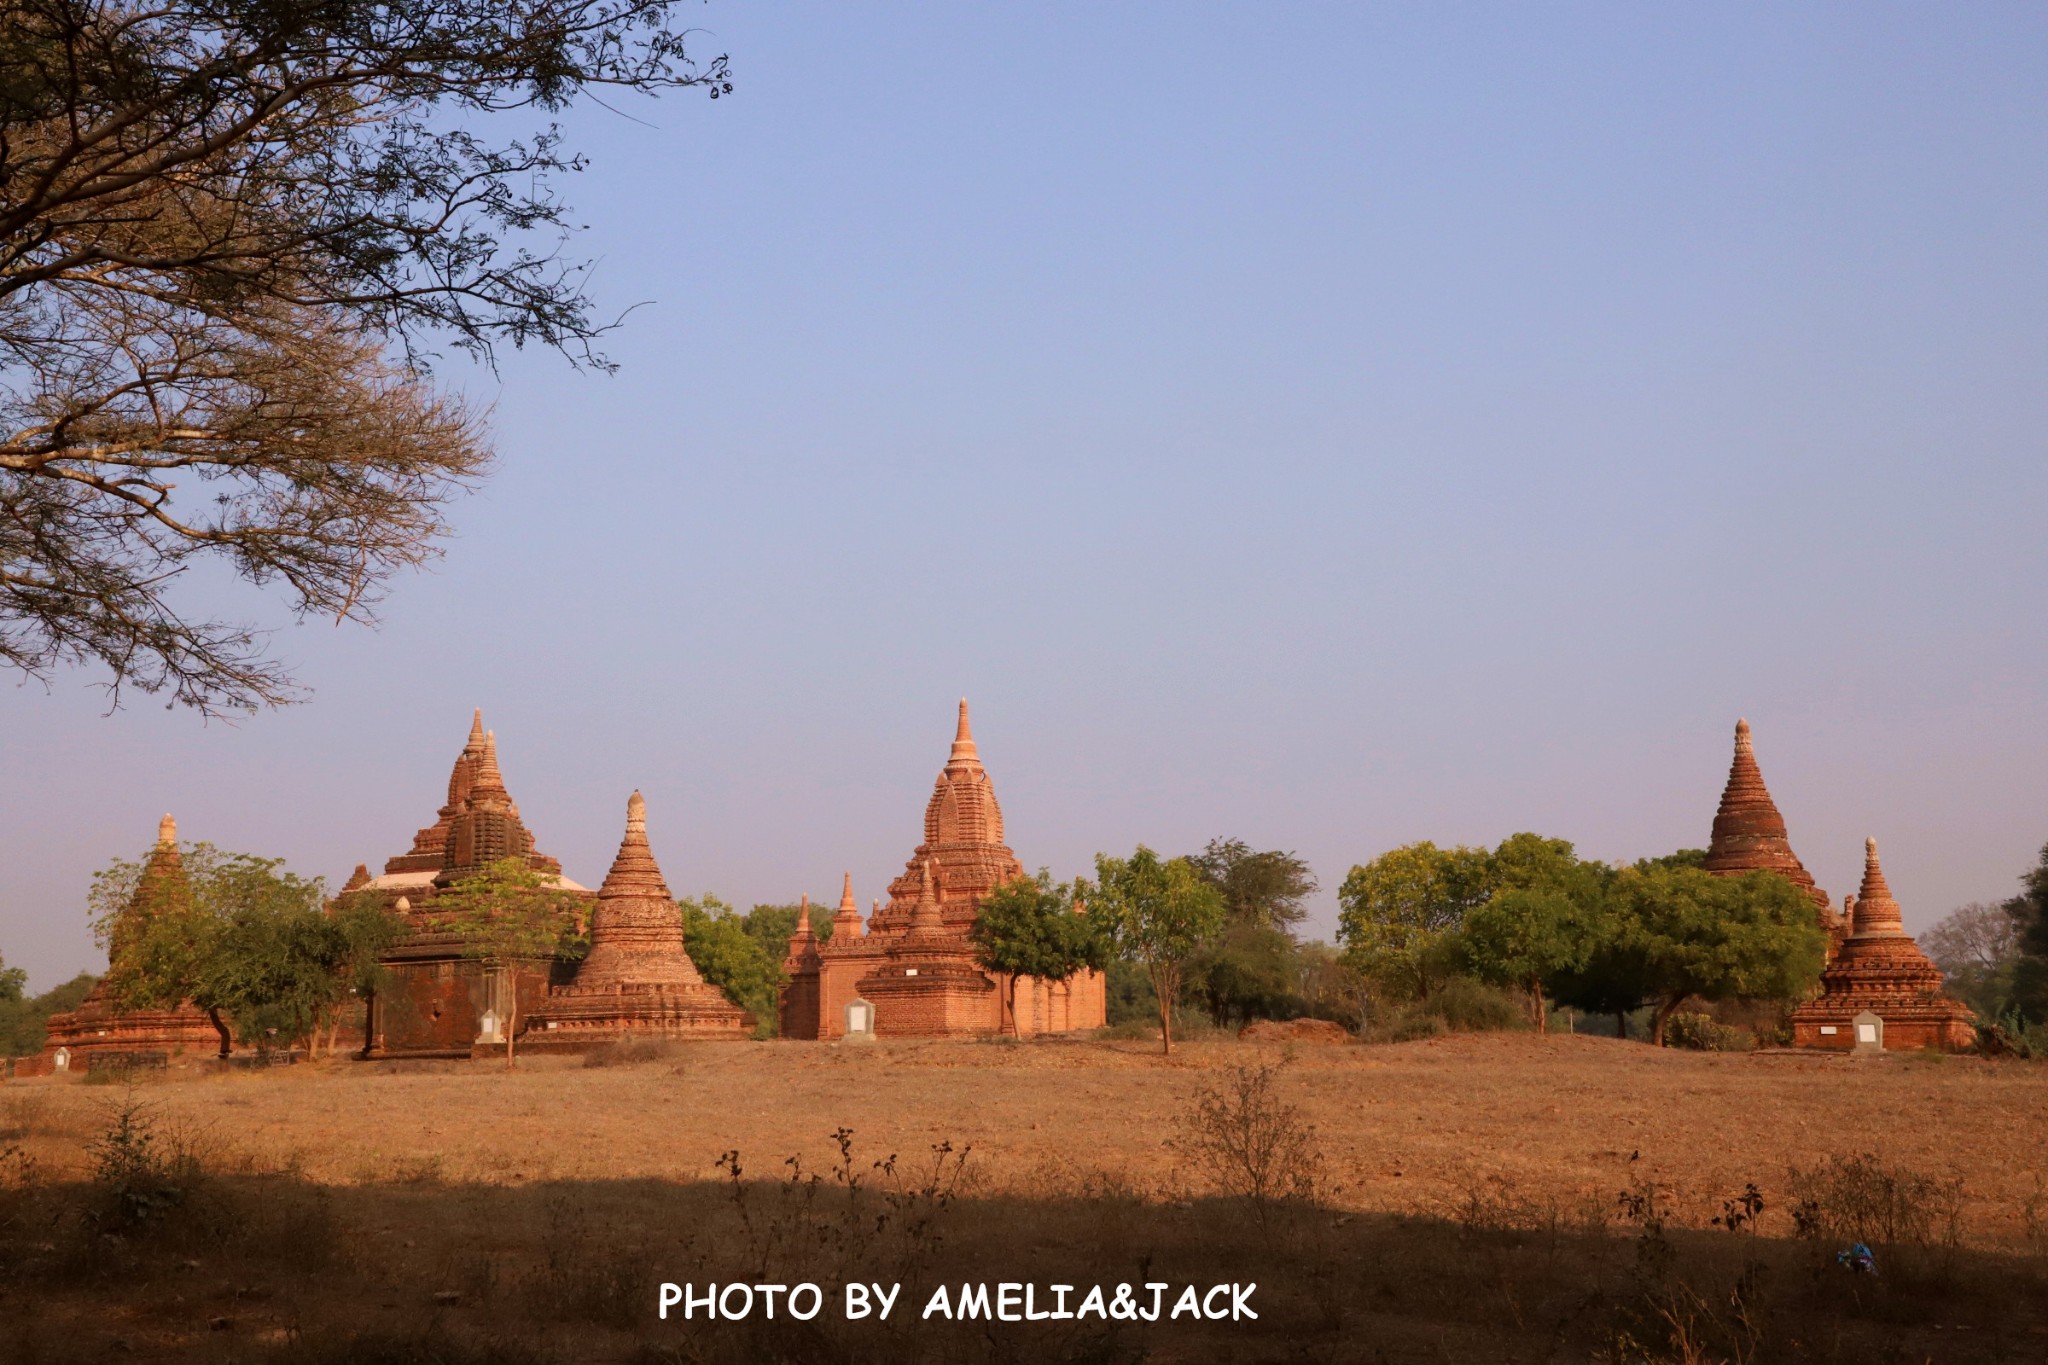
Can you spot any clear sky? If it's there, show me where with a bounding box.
[5,3,2046,990]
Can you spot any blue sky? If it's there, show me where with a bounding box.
[5,3,2046,988]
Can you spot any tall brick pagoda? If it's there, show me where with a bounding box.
[339,712,590,1057]
[1704,719,1847,950]
[526,792,753,1045]
[27,815,224,1075]
[778,700,1106,1039]
[1790,838,1976,1051]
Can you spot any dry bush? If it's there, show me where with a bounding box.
[1788,1153,1962,1254]
[1177,1065,1325,1224]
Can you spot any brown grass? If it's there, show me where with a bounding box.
[2,1033,2045,1363]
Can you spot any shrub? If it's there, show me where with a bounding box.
[1177,1065,1324,1224]
[1426,977,1529,1032]
[1664,1012,1755,1052]
[87,1095,201,1229]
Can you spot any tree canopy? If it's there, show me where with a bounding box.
[1187,838,1318,930]
[1336,840,1497,1000]
[437,857,586,1067]
[969,870,1109,1033]
[2,0,732,711]
[1088,846,1226,1055]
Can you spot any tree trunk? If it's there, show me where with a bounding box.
[504,972,518,1071]
[1529,975,1548,1034]
[207,1006,232,1058]
[1651,995,1683,1047]
[359,988,377,1060]
[1615,1011,1627,1040]
[1151,961,1176,1056]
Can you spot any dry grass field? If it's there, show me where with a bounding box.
[4,1033,2047,1363]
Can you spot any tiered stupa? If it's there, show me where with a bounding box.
[1704,719,1846,950]
[337,712,589,1058]
[526,793,752,1044]
[1790,839,1976,1052]
[779,701,1106,1039]
[29,815,224,1075]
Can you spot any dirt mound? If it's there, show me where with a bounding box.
[1237,1018,1352,1044]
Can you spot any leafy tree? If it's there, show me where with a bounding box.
[88,840,287,1055]
[1922,901,2025,1019]
[319,899,411,1056]
[1188,922,1301,1027]
[0,950,23,1003]
[2007,843,2048,1024]
[2,0,732,712]
[1458,839,1614,1032]
[200,886,345,1050]
[0,971,97,1057]
[1187,839,1318,930]
[1616,864,1828,1046]
[743,900,836,959]
[678,894,783,1031]
[1462,887,1602,1033]
[438,858,586,1069]
[1336,841,1494,1000]
[969,871,1109,1034]
[1088,846,1227,1055]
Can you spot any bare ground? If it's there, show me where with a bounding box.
[4,1033,2046,1363]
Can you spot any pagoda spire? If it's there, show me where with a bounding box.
[157,812,177,846]
[1702,718,1826,907]
[947,697,982,771]
[471,729,509,802]
[908,859,944,934]
[832,872,866,938]
[1851,837,1906,938]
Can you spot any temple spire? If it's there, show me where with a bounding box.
[947,697,981,770]
[158,812,176,846]
[471,729,508,801]
[468,708,486,749]
[1852,837,1905,938]
[908,858,943,934]
[1702,717,1826,907]
[792,893,815,943]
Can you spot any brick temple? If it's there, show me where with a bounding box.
[1703,719,1848,952]
[24,815,223,1076]
[524,792,752,1046]
[1789,838,1976,1052]
[337,712,592,1057]
[778,700,1106,1039]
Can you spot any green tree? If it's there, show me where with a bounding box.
[1458,839,1614,1032]
[970,871,1110,1034]
[1187,838,1319,930]
[1188,922,1301,1027]
[678,894,783,1031]
[1336,841,1494,1000]
[1617,864,1828,1046]
[2006,843,2048,1025]
[3,0,733,712]
[1461,888,1600,1033]
[89,841,320,1056]
[0,950,23,1003]
[319,899,411,1056]
[0,971,96,1057]
[438,858,586,1069]
[1088,847,1227,1055]
[742,900,836,959]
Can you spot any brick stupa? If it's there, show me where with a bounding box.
[778,700,1105,1039]
[526,792,753,1045]
[1704,719,1847,951]
[1790,839,1976,1052]
[28,815,224,1075]
[338,713,590,1058]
